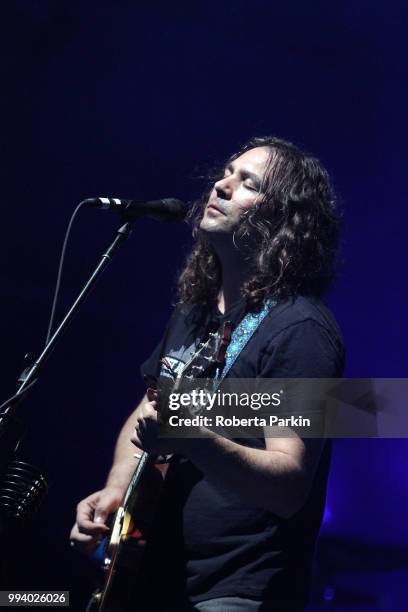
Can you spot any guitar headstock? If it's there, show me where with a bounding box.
[156,321,232,420]
[159,321,232,384]
[181,320,232,380]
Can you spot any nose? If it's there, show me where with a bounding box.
[214,175,233,200]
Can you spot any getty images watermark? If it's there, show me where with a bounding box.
[166,389,311,429]
[158,378,408,438]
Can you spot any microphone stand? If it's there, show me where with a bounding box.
[0,220,133,523]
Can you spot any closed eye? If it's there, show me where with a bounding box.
[223,163,261,192]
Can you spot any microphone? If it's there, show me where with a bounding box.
[82,197,187,222]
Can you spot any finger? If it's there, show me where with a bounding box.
[76,497,95,521]
[130,430,143,450]
[134,419,144,437]
[76,507,106,535]
[77,500,110,534]
[70,523,100,549]
[136,415,146,431]
[147,387,158,402]
[94,493,122,526]
[70,524,95,544]
[143,404,158,420]
[70,532,102,554]
[77,517,108,535]
[71,533,94,545]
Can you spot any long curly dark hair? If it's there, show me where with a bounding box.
[177,136,341,310]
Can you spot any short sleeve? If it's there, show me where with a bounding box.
[140,338,165,386]
[257,319,344,441]
[140,306,181,386]
[259,319,344,379]
[139,303,199,387]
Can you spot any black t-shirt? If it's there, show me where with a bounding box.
[138,295,345,609]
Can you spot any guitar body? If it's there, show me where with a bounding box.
[88,459,168,612]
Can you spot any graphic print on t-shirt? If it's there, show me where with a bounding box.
[159,341,197,380]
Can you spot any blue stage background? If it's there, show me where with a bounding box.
[1,2,407,610]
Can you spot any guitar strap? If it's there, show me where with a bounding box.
[215,298,276,385]
[160,299,276,465]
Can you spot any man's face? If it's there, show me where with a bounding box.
[200,146,270,235]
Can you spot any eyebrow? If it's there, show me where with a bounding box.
[226,162,262,189]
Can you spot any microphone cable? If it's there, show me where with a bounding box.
[44,200,88,346]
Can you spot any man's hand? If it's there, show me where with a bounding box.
[69,486,124,554]
[130,389,180,456]
[70,394,153,553]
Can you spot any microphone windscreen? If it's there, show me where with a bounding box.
[147,198,188,222]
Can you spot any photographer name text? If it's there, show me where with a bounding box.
[167,415,311,428]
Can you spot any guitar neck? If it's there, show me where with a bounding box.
[119,322,233,514]
[122,451,150,511]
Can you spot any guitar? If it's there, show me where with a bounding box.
[87,321,232,612]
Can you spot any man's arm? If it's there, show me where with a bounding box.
[132,399,324,520]
[70,394,149,551]
[181,428,323,519]
[105,393,149,489]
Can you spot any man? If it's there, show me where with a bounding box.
[70,137,344,611]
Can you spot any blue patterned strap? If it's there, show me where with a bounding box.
[217,298,276,383]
